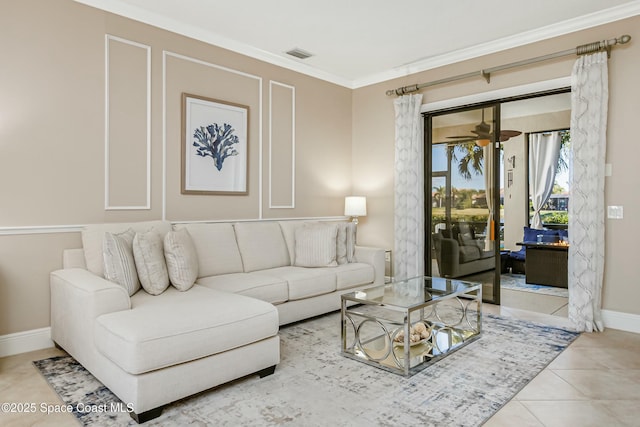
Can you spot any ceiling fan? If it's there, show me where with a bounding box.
[446,109,521,146]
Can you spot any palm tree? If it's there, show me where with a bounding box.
[452,130,569,181]
[452,142,484,180]
[432,185,446,207]
[557,130,570,173]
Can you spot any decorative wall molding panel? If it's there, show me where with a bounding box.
[0,225,84,236]
[162,51,263,221]
[104,35,151,210]
[269,81,296,209]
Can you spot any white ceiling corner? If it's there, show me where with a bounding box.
[74,0,640,89]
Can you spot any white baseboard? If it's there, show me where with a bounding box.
[0,327,54,358]
[602,309,640,334]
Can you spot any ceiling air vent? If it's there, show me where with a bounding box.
[286,48,313,60]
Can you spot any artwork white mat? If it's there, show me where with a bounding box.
[182,93,248,194]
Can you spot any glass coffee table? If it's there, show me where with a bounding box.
[341,276,482,377]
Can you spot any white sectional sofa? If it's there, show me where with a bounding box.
[50,219,384,423]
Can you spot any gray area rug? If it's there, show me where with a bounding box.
[34,312,579,426]
[500,273,569,297]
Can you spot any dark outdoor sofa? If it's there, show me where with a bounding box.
[508,226,568,273]
[432,224,495,278]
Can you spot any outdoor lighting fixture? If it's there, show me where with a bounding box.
[344,196,367,224]
[475,139,491,147]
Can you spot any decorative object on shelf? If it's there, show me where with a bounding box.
[393,321,433,346]
[181,93,249,195]
[344,196,367,224]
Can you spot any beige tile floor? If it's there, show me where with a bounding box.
[484,303,640,427]
[1,302,639,426]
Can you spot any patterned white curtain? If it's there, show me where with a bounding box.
[529,132,562,230]
[483,144,494,251]
[394,94,424,280]
[569,51,608,332]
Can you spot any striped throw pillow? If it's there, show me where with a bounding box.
[164,228,199,291]
[133,230,170,295]
[336,222,357,264]
[103,229,140,296]
[294,223,338,268]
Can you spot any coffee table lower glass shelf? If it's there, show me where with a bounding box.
[341,276,482,377]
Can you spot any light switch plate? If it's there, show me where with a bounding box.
[607,206,623,219]
[605,164,612,176]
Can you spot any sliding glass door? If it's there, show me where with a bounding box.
[425,104,501,304]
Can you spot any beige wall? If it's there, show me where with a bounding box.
[0,0,352,335]
[1,1,638,336]
[353,16,640,317]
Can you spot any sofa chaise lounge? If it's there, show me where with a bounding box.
[50,219,384,422]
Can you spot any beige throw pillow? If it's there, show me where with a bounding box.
[294,223,338,268]
[133,231,170,295]
[336,222,357,264]
[103,229,140,296]
[346,222,357,263]
[164,228,199,291]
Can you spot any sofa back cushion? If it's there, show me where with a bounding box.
[278,220,315,265]
[279,220,355,265]
[523,226,559,243]
[176,223,244,277]
[234,222,290,272]
[82,220,173,277]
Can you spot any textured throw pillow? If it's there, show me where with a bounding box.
[336,222,357,264]
[294,223,338,268]
[164,228,199,291]
[345,222,356,263]
[133,230,170,295]
[103,229,140,296]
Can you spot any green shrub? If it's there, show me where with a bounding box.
[541,211,568,224]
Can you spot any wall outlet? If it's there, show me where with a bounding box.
[607,206,623,219]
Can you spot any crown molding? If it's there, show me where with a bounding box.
[75,0,640,90]
[353,1,640,88]
[73,0,353,88]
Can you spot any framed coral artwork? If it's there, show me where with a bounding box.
[181,93,249,194]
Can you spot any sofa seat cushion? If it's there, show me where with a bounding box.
[459,245,481,263]
[197,272,288,304]
[335,263,374,290]
[479,250,494,260]
[94,286,278,375]
[258,266,337,300]
[509,249,526,261]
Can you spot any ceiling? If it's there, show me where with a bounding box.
[75,0,640,89]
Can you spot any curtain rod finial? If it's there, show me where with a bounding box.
[619,34,631,44]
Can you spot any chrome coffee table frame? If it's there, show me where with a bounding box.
[341,276,482,377]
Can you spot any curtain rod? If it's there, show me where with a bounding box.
[386,35,631,96]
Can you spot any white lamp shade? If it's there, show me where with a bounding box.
[344,196,367,217]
